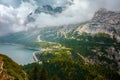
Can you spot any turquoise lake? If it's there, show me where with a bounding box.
[0,44,36,65]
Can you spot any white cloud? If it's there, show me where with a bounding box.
[16,2,37,26]
[0,5,16,35]
[0,1,36,35]
[0,0,21,7]
[0,0,120,35]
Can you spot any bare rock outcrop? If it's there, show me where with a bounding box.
[78,8,120,41]
[0,56,15,80]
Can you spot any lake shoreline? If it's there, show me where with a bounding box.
[0,43,38,65]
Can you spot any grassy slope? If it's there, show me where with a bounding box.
[0,54,26,80]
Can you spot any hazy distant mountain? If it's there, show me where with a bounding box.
[34,5,62,14]
[26,5,63,23]
[1,9,120,43]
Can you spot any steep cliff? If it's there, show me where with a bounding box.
[0,54,27,80]
[78,8,120,41]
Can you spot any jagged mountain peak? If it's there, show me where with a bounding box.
[77,8,120,41]
[92,8,120,24]
[26,5,63,23]
[34,5,63,14]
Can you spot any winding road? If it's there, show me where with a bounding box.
[33,51,42,64]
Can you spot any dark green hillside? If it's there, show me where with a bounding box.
[0,54,26,80]
[23,60,120,80]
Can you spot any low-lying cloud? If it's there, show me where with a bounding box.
[0,0,120,35]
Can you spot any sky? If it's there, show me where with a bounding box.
[0,0,120,35]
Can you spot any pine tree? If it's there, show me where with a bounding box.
[39,67,48,80]
[53,75,61,80]
[30,65,38,80]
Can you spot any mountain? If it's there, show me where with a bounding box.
[77,8,120,41]
[34,5,62,14]
[0,8,120,79]
[0,54,26,80]
[26,5,63,23]
[0,24,79,47]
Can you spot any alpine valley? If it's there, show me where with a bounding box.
[0,8,120,80]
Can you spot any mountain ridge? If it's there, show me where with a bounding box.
[77,8,120,41]
[0,8,120,79]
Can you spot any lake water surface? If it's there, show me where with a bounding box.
[0,44,36,65]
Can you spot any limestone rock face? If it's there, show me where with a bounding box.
[76,9,120,73]
[78,8,120,40]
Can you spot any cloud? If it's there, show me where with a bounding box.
[0,0,120,35]
[0,0,21,7]
[33,0,72,7]
[25,0,90,29]
[0,1,36,35]
[0,5,16,35]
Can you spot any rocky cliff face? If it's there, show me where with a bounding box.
[78,8,120,41]
[0,54,27,80]
[76,9,120,73]
[0,56,15,80]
